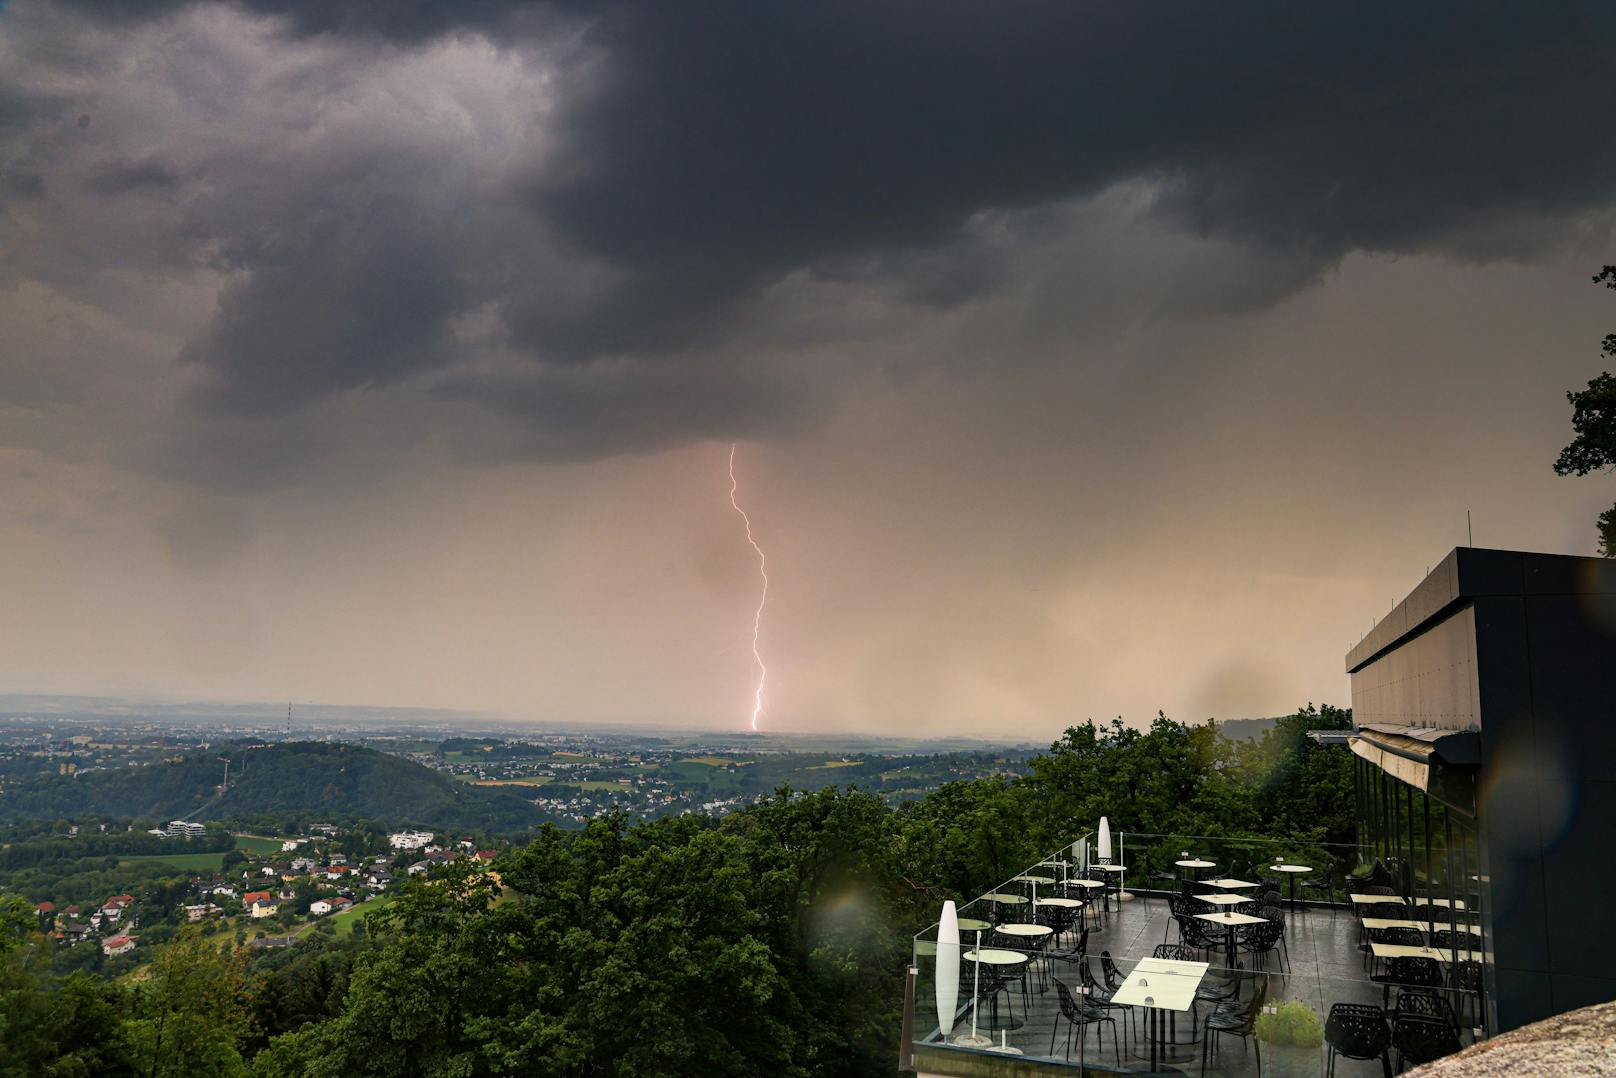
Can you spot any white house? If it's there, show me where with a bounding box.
[388,830,434,851]
[249,901,278,919]
[309,899,334,916]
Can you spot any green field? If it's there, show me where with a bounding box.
[233,834,288,855]
[120,850,229,871]
[329,894,392,937]
[468,777,552,787]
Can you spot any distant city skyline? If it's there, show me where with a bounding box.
[2,3,1614,735]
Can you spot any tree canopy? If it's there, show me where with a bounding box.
[1554,267,1616,556]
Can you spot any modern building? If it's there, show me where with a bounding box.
[166,820,207,838]
[1345,546,1616,1034]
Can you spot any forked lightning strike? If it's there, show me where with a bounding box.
[728,443,768,732]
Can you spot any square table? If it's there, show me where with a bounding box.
[1350,893,1407,906]
[1361,917,1426,932]
[1370,942,1482,963]
[1202,878,1258,891]
[1110,956,1208,1072]
[1198,893,1248,907]
[1195,910,1267,967]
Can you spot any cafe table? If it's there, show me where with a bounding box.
[1350,893,1407,906]
[1202,878,1258,891]
[1175,858,1216,887]
[1361,917,1426,932]
[1198,893,1248,907]
[1270,863,1311,916]
[1195,909,1267,967]
[1110,956,1209,1071]
[1013,874,1055,885]
[994,923,1054,989]
[962,948,1031,1036]
[1370,942,1482,963]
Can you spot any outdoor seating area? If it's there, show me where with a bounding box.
[909,831,1486,1076]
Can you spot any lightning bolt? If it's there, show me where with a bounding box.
[728,443,768,732]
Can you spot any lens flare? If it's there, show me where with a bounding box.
[727,443,768,731]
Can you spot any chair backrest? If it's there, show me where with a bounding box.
[1075,927,1089,957]
[1242,919,1283,951]
[1153,942,1197,962]
[1385,956,1443,988]
[1365,884,1396,897]
[1377,927,1424,948]
[1367,902,1405,920]
[1392,1014,1462,1065]
[1431,927,1480,951]
[1052,977,1085,1022]
[1395,989,1455,1026]
[1100,950,1124,989]
[1325,1002,1392,1059]
[1451,958,1485,993]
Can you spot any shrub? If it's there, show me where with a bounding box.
[1255,999,1324,1047]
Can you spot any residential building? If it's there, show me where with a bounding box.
[166,820,206,838]
[101,935,135,957]
[388,830,434,850]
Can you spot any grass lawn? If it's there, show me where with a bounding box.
[679,755,735,767]
[120,850,230,871]
[808,760,859,769]
[233,834,288,855]
[469,777,552,787]
[329,894,392,937]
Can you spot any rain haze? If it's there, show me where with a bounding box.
[2,1,1614,736]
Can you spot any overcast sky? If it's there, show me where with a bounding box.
[2,1,1614,736]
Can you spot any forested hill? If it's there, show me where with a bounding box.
[0,742,543,833]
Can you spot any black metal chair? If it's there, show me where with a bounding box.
[1431,927,1480,952]
[1050,976,1120,1067]
[1449,959,1486,1034]
[1178,914,1223,964]
[1164,892,1192,943]
[1392,1013,1462,1071]
[1395,989,1456,1028]
[1238,919,1287,971]
[1301,862,1336,920]
[1372,955,1443,1009]
[1078,954,1132,1047]
[1200,975,1265,1076]
[1325,1001,1392,1078]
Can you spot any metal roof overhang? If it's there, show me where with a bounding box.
[1350,724,1480,811]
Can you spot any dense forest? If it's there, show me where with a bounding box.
[0,706,1353,1077]
[0,743,543,833]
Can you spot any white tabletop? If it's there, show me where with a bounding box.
[1203,878,1258,890]
[1195,910,1268,927]
[1067,879,1106,888]
[1370,942,1481,963]
[1198,893,1249,907]
[1034,897,1082,908]
[1362,917,1426,931]
[1109,957,1208,1011]
[1093,864,1127,873]
[1271,864,1311,873]
[1176,859,1216,869]
[1350,893,1406,905]
[995,923,1053,937]
[988,893,1028,904]
[957,918,992,931]
[964,948,1030,965]
[1013,874,1055,884]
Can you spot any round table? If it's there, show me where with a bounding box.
[1175,858,1216,884]
[1013,875,1055,885]
[1271,863,1311,916]
[958,917,993,932]
[988,893,1028,905]
[1034,896,1082,907]
[962,948,1029,1040]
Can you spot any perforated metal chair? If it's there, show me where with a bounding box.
[1324,1001,1391,1078]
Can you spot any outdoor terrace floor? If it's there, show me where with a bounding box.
[919,891,1482,1076]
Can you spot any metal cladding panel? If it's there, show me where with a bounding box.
[1349,606,1480,732]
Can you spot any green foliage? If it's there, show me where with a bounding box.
[1553,268,1616,555]
[0,743,543,834]
[1255,999,1325,1047]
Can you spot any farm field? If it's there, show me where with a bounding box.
[119,850,229,871]
[233,834,289,855]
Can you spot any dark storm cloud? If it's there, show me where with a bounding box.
[10,0,1616,469]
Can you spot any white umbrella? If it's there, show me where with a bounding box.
[1098,816,1113,863]
[936,901,960,1040]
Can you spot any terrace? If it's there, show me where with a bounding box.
[903,831,1486,1076]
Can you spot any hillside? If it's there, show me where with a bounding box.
[0,742,543,833]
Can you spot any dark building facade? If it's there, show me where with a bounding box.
[1345,547,1616,1034]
